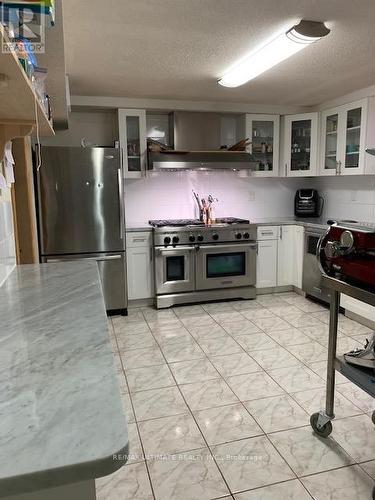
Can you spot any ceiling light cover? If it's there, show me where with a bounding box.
[218,20,330,88]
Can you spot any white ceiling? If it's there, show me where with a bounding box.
[63,0,375,106]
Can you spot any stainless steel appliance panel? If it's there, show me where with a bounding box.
[154,246,195,294]
[196,243,257,291]
[302,229,331,303]
[43,252,127,311]
[37,147,124,255]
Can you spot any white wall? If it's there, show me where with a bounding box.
[313,175,375,222]
[124,172,310,226]
[0,188,16,286]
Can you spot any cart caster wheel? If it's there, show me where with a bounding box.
[372,411,375,425]
[372,485,375,500]
[310,412,333,438]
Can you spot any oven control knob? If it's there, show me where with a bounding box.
[189,235,196,242]
[212,233,219,241]
[243,232,250,239]
[235,233,242,240]
[197,235,204,242]
[164,236,171,245]
[172,236,179,244]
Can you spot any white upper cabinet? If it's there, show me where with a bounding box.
[245,114,280,177]
[319,99,368,176]
[283,112,319,177]
[118,109,147,179]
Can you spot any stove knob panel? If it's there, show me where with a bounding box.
[243,232,250,239]
[197,235,204,242]
[189,235,196,242]
[164,236,171,245]
[172,236,179,244]
[212,233,219,241]
[235,233,243,240]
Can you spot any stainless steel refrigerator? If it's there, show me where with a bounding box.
[36,146,127,314]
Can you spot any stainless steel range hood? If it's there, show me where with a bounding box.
[148,111,256,171]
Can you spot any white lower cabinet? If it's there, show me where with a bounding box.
[256,225,304,290]
[256,239,277,288]
[277,225,295,286]
[126,232,154,300]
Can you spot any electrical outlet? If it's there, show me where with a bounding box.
[248,191,255,201]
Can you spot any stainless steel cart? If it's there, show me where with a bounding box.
[310,275,375,498]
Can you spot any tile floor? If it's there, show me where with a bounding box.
[97,292,375,500]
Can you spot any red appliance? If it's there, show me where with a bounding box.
[318,221,375,290]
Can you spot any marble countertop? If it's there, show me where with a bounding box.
[126,217,332,233]
[0,262,128,497]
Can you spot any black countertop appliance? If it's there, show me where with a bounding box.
[295,189,322,218]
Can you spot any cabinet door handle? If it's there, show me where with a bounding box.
[280,226,283,240]
[260,231,274,235]
[132,238,146,243]
[285,163,288,176]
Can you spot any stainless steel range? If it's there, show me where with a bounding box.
[149,218,257,308]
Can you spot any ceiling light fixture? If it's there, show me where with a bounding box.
[218,20,330,88]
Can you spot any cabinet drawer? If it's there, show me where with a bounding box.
[126,231,152,248]
[257,226,279,240]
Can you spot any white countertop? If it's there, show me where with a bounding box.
[0,262,128,496]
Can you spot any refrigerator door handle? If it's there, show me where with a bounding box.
[118,168,124,241]
[46,255,123,263]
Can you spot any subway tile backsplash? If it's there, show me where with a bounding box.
[124,172,309,226]
[0,197,16,286]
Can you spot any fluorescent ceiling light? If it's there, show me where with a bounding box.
[218,20,330,88]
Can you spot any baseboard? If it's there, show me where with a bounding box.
[256,285,293,295]
[345,309,375,330]
[128,298,154,308]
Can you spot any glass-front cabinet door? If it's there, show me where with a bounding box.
[118,109,147,179]
[319,99,367,176]
[284,113,318,177]
[341,101,367,175]
[320,110,340,175]
[246,114,280,177]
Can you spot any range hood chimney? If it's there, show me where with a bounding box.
[148,111,257,171]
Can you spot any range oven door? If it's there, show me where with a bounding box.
[155,246,195,294]
[196,243,257,291]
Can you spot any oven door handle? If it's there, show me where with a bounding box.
[197,243,258,251]
[157,246,195,254]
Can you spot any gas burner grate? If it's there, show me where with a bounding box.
[149,217,250,228]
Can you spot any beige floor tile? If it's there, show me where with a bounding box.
[126,364,175,393]
[359,459,375,479]
[148,448,229,500]
[222,320,261,336]
[96,461,153,500]
[121,346,165,370]
[245,394,309,433]
[252,316,292,333]
[169,358,220,384]
[235,332,279,352]
[226,371,285,401]
[331,414,375,462]
[127,422,144,464]
[131,386,189,421]
[301,464,374,500]
[213,435,295,493]
[291,387,363,420]
[160,339,205,363]
[267,364,325,393]
[197,336,243,356]
[193,403,263,445]
[209,352,262,378]
[179,379,239,410]
[187,322,228,340]
[234,479,312,499]
[337,383,375,413]
[287,341,328,364]
[117,331,157,351]
[266,327,312,346]
[139,414,205,456]
[268,426,354,476]
[249,346,300,371]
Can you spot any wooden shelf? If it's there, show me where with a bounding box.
[0,25,54,137]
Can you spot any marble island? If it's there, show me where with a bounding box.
[0,262,128,499]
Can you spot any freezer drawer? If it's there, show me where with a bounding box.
[43,253,128,312]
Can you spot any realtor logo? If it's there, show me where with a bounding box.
[1,2,46,54]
